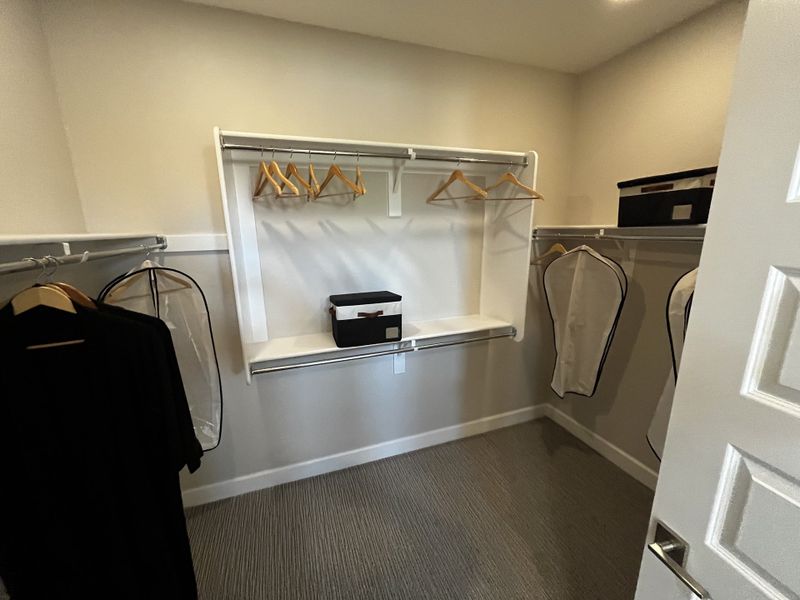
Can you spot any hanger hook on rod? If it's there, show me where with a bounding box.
[33,257,47,284]
[23,257,41,280]
[37,256,58,283]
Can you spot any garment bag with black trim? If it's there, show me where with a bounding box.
[544,246,627,398]
[647,268,698,460]
[99,260,223,451]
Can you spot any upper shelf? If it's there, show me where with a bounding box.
[532,225,706,242]
[218,129,530,168]
[0,232,165,246]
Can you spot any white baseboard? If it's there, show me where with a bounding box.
[540,404,659,490]
[182,404,548,507]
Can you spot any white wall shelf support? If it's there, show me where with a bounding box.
[387,156,410,218]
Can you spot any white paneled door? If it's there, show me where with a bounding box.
[635,1,800,599]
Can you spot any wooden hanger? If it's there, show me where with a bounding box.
[11,285,76,316]
[253,160,281,198]
[105,261,191,302]
[47,282,95,309]
[308,162,321,199]
[268,160,299,196]
[486,171,543,200]
[282,162,314,198]
[254,160,296,198]
[316,162,362,199]
[354,162,367,197]
[530,243,568,265]
[427,169,488,203]
[11,285,89,349]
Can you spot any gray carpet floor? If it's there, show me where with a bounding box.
[186,419,654,600]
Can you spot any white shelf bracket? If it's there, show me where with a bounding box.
[387,150,413,218]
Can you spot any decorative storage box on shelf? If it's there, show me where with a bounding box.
[213,128,538,381]
[617,167,717,227]
[329,291,402,348]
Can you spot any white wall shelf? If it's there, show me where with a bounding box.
[0,232,165,245]
[214,128,537,381]
[0,234,166,275]
[248,315,515,374]
[532,225,706,242]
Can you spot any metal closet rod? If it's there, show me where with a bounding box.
[0,236,168,276]
[221,142,529,167]
[532,232,704,243]
[251,329,516,375]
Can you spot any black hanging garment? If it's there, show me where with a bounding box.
[0,302,201,599]
[99,262,223,451]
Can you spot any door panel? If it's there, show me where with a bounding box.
[636,1,800,598]
[707,446,800,597]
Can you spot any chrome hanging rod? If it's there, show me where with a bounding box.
[251,328,516,376]
[221,142,528,168]
[0,236,168,276]
[532,232,704,243]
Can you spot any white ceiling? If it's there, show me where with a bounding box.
[186,0,723,73]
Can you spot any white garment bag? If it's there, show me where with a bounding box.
[647,268,698,460]
[99,261,223,451]
[544,246,627,397]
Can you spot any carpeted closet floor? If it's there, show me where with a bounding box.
[185,419,654,600]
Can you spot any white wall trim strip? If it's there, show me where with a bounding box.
[162,233,228,253]
[182,404,547,507]
[541,404,659,490]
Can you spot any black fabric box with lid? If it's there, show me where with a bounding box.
[617,166,716,227]
[329,291,402,348]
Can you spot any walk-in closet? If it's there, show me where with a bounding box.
[4,0,799,598]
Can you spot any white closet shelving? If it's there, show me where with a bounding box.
[214,128,538,381]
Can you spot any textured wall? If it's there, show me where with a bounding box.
[0,0,84,233]
[38,0,575,232]
[564,0,747,225]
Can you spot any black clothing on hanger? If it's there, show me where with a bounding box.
[0,302,200,599]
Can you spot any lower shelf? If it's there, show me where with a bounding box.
[246,315,516,377]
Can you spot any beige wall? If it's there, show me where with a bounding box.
[564,0,747,226]
[0,0,746,495]
[38,0,575,233]
[26,0,572,497]
[535,0,747,474]
[0,0,84,233]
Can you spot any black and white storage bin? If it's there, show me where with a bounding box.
[329,291,402,348]
[617,166,716,227]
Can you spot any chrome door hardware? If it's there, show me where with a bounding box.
[648,521,710,599]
